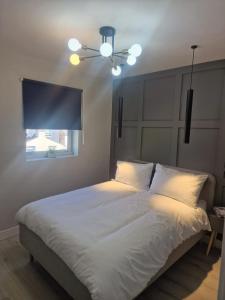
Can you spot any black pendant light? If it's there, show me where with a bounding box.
[118,96,123,138]
[117,64,125,139]
[184,45,198,144]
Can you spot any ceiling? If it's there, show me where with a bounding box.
[1,0,225,76]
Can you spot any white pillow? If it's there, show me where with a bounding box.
[150,164,208,207]
[115,161,154,190]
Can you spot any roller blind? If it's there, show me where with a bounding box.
[22,79,82,130]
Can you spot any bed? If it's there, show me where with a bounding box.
[17,166,215,300]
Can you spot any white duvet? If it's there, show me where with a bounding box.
[16,180,210,300]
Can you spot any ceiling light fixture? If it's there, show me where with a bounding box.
[68,38,82,52]
[100,42,113,57]
[127,55,137,66]
[112,65,122,76]
[67,26,142,76]
[69,53,80,65]
[128,44,142,57]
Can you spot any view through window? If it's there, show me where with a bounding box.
[26,129,72,157]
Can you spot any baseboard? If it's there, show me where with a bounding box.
[0,225,19,241]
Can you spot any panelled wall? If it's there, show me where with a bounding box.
[110,59,225,205]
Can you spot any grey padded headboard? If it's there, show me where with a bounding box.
[161,165,216,211]
[130,160,216,210]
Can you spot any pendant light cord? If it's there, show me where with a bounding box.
[189,45,197,89]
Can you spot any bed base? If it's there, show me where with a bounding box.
[19,224,204,300]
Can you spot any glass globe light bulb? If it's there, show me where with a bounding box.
[68,38,82,51]
[128,44,142,57]
[100,42,113,57]
[69,54,80,65]
[127,55,136,66]
[112,66,121,76]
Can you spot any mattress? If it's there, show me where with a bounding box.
[16,182,210,300]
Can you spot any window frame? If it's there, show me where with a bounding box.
[25,130,79,160]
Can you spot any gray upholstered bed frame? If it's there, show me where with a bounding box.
[19,166,216,300]
[19,224,203,300]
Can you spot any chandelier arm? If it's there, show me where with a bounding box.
[82,46,100,53]
[112,35,115,52]
[113,50,128,55]
[113,54,126,59]
[108,56,114,65]
[81,54,102,61]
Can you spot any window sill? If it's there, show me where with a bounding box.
[26,154,77,162]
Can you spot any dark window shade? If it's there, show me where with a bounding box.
[22,79,82,130]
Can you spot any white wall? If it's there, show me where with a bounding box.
[0,48,112,230]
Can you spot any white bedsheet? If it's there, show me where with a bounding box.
[16,182,210,300]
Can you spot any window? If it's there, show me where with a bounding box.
[26,129,78,159]
[22,79,82,160]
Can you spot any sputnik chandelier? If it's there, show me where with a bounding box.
[67,26,142,76]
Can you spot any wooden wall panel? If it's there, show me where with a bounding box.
[114,127,138,161]
[114,81,142,121]
[143,76,176,121]
[180,69,225,121]
[141,127,173,164]
[111,59,225,205]
[177,128,219,173]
